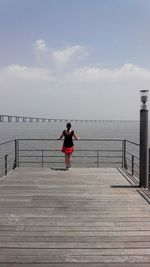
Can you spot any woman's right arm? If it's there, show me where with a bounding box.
[73,132,79,140]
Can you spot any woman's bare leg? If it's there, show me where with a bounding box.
[65,154,71,169]
[67,154,71,168]
[65,154,68,168]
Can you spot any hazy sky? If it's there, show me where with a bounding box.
[0,0,150,120]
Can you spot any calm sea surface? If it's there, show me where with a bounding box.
[0,121,141,143]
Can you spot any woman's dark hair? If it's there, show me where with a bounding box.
[66,122,71,130]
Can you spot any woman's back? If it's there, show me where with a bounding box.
[63,130,74,148]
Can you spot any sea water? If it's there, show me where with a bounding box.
[0,121,140,143]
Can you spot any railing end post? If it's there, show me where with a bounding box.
[132,155,134,176]
[122,139,127,169]
[15,139,19,168]
[5,154,8,176]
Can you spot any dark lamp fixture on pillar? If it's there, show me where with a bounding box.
[140,89,148,109]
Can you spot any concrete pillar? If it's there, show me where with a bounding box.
[0,115,4,122]
[8,116,12,122]
[139,90,149,188]
[16,117,19,122]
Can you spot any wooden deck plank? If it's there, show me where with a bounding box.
[1,264,150,267]
[0,241,150,249]
[0,167,149,266]
[1,254,150,263]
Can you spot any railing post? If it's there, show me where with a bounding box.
[5,154,8,175]
[132,155,134,176]
[122,140,127,169]
[14,139,19,168]
[97,151,99,168]
[42,150,44,167]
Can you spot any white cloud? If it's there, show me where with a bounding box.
[68,63,150,84]
[52,45,88,67]
[33,40,88,68]
[34,39,47,52]
[0,63,150,119]
[33,39,48,66]
[1,64,55,83]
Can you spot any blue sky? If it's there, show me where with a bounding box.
[0,0,150,119]
[1,0,150,67]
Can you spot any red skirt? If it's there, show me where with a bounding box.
[62,146,74,154]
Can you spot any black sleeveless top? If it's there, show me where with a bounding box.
[63,130,74,148]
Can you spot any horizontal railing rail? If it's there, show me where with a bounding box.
[18,138,124,142]
[19,149,123,168]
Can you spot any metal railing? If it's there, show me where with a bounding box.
[0,140,17,178]
[18,139,140,177]
[0,138,140,179]
[18,138,123,168]
[123,140,140,178]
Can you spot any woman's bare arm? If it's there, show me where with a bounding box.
[73,132,79,140]
[57,132,64,140]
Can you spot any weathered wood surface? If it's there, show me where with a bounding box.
[0,167,149,267]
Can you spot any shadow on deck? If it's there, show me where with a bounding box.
[0,167,149,267]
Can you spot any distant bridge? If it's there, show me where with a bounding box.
[0,114,131,123]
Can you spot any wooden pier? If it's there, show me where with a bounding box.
[0,167,149,266]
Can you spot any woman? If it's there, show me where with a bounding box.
[58,122,79,170]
